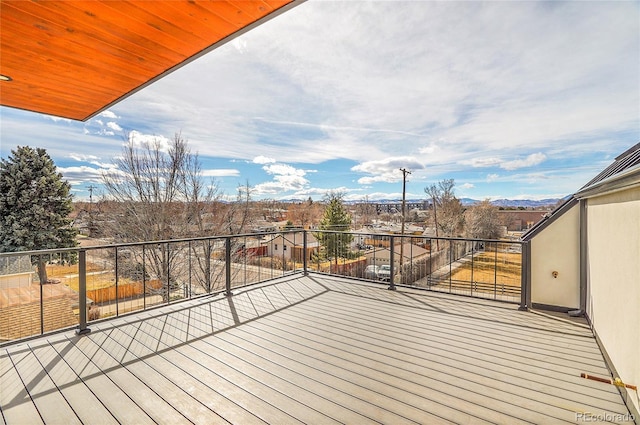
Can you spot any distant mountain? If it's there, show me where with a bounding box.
[488,198,561,208]
[348,198,562,208]
[282,197,562,209]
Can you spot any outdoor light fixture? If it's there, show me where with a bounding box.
[0,75,12,81]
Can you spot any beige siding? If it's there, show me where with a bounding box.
[586,186,640,415]
[530,203,580,309]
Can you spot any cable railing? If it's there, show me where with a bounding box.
[307,230,527,304]
[0,230,528,345]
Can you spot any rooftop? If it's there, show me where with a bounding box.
[1,274,632,424]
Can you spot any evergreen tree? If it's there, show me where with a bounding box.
[316,192,353,267]
[0,146,77,283]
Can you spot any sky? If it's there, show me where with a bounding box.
[1,1,639,203]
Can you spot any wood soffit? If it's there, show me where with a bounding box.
[0,0,298,121]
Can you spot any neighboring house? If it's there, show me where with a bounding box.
[263,232,320,262]
[0,255,33,289]
[497,210,550,231]
[522,142,640,417]
[365,243,429,269]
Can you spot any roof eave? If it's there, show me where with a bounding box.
[575,165,640,200]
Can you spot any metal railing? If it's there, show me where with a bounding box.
[307,230,527,304]
[0,230,528,345]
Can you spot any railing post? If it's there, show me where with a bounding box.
[303,230,308,275]
[39,254,44,335]
[225,237,232,296]
[519,241,529,311]
[76,249,91,335]
[388,236,396,290]
[142,244,147,310]
[494,242,498,300]
[470,241,474,296]
[114,246,119,316]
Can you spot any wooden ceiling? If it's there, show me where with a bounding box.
[0,0,299,121]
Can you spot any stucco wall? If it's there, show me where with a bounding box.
[585,186,640,415]
[530,203,580,309]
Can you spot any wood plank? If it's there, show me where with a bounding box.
[48,337,156,425]
[308,292,612,376]
[0,349,43,425]
[215,328,494,424]
[26,340,118,425]
[100,310,267,424]
[258,296,629,418]
[160,343,314,424]
[76,331,190,424]
[242,317,577,423]
[181,338,421,425]
[7,348,80,424]
[1,276,633,425]
[98,328,229,425]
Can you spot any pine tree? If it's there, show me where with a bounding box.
[316,192,353,267]
[0,146,78,283]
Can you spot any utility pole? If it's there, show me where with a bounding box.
[399,168,411,281]
[87,185,97,208]
[86,184,97,236]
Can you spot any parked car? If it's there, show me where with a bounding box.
[364,265,379,280]
[378,264,391,281]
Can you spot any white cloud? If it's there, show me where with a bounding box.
[293,186,358,200]
[202,169,240,177]
[45,115,72,123]
[253,162,310,195]
[100,110,119,119]
[487,174,500,182]
[500,153,546,171]
[458,152,547,171]
[107,122,122,132]
[351,157,425,184]
[89,160,116,169]
[461,183,475,189]
[459,157,502,168]
[69,153,99,162]
[263,163,305,177]
[253,156,276,164]
[58,166,108,183]
[128,131,172,152]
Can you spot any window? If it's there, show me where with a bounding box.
[275,244,278,250]
[284,245,287,251]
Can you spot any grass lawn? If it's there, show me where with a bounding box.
[450,251,522,286]
[45,263,126,291]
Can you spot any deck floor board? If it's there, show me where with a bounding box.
[1,275,634,424]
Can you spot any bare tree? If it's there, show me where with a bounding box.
[465,199,502,239]
[101,133,255,298]
[287,198,322,229]
[424,179,465,247]
[354,195,377,227]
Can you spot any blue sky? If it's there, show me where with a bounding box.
[1,1,638,202]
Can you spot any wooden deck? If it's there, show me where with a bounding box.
[1,275,634,424]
